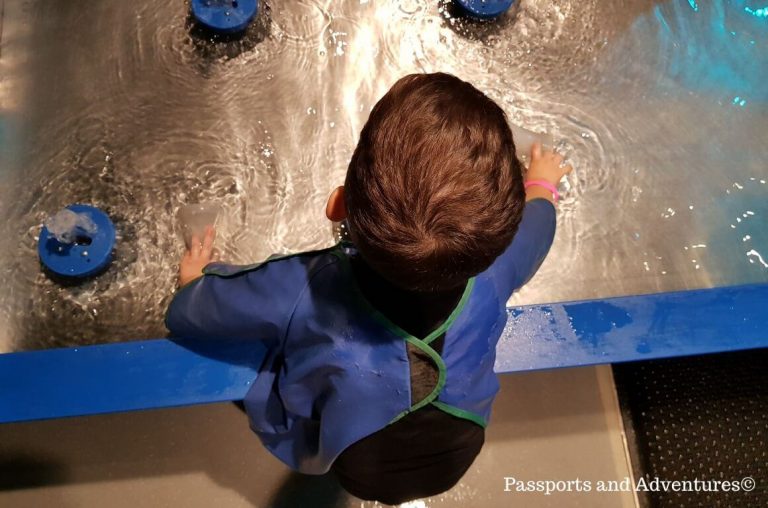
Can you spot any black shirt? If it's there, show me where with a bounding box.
[331,256,484,505]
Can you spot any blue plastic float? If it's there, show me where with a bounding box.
[38,204,116,279]
[455,0,516,19]
[191,0,259,33]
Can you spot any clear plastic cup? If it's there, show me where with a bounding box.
[177,202,221,249]
[510,124,554,163]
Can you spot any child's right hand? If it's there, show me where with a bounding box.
[525,142,573,203]
[527,142,573,186]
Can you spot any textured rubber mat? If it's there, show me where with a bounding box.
[613,348,768,508]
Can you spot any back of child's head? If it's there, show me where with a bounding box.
[345,72,525,292]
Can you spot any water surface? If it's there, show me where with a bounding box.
[0,0,766,351]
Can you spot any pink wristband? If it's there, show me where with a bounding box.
[524,180,560,203]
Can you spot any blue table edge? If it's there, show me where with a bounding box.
[2,282,767,424]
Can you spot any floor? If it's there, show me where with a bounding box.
[0,365,635,508]
[614,349,768,508]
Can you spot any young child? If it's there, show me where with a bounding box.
[166,73,571,505]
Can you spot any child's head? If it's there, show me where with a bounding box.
[327,73,525,292]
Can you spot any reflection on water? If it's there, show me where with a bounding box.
[0,0,766,351]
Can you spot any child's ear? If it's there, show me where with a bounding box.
[325,186,347,222]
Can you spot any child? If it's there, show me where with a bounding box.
[166,73,572,505]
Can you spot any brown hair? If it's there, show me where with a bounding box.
[345,73,525,292]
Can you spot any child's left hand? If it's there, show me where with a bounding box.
[179,226,217,287]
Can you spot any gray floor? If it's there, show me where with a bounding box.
[0,365,635,508]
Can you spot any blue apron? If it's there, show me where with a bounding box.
[166,199,556,473]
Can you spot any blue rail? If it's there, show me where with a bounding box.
[2,283,767,424]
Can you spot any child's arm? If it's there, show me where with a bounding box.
[488,143,572,299]
[166,227,289,343]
